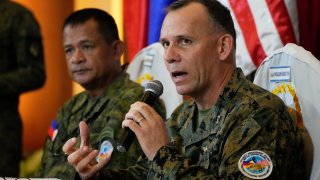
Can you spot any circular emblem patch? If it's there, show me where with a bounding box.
[96,140,113,163]
[238,150,273,179]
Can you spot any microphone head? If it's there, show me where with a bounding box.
[145,80,163,97]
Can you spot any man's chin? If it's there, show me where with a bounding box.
[74,79,90,88]
[176,87,189,96]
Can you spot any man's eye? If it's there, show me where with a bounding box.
[82,44,93,50]
[64,48,73,55]
[181,39,192,45]
[161,41,170,48]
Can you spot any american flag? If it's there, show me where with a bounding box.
[123,0,319,76]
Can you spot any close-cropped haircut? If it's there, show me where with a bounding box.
[166,0,236,47]
[63,8,119,44]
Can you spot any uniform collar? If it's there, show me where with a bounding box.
[70,71,130,116]
[181,68,246,146]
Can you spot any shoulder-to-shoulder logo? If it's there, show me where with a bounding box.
[238,150,273,179]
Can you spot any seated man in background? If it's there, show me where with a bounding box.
[36,8,165,179]
[63,0,306,179]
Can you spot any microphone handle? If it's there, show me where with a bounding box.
[116,92,157,152]
[116,127,135,152]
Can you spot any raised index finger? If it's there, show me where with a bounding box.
[79,121,90,147]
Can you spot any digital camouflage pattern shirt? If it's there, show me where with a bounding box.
[0,0,45,176]
[99,68,305,179]
[37,72,165,179]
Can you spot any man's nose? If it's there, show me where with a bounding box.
[164,45,179,63]
[71,49,85,64]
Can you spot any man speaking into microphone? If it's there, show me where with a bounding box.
[63,0,305,179]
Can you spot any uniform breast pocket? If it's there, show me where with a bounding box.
[50,139,66,158]
[40,138,68,173]
[49,130,71,159]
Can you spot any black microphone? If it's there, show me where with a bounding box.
[116,80,163,153]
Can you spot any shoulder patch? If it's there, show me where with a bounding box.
[48,119,58,142]
[96,140,113,163]
[238,150,273,179]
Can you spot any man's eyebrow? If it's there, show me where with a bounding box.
[63,39,92,48]
[63,44,72,49]
[176,34,191,39]
[159,38,166,42]
[78,39,91,44]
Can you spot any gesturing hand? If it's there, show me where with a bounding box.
[62,121,110,180]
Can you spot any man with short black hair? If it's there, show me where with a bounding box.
[37,8,165,179]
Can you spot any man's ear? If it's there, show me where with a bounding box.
[112,40,124,59]
[217,34,233,61]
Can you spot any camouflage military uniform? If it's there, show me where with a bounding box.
[0,0,45,176]
[99,68,305,179]
[37,72,165,179]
